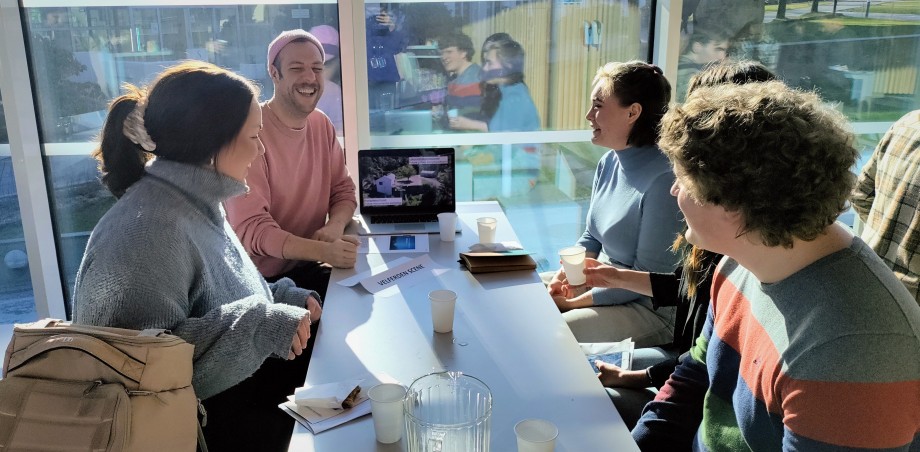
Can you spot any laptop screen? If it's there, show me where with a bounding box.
[357,148,456,216]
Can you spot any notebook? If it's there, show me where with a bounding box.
[355,147,458,236]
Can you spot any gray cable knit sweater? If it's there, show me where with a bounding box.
[73,159,311,400]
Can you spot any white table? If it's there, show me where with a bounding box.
[288,201,638,451]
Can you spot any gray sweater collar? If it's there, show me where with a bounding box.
[144,159,246,205]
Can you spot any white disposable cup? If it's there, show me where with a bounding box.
[448,108,459,118]
[476,217,497,244]
[437,212,457,242]
[559,245,587,286]
[429,289,457,333]
[368,383,408,444]
[515,418,558,452]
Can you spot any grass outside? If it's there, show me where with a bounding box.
[809,15,920,25]
[841,0,920,15]
[766,2,813,13]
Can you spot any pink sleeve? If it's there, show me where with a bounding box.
[225,155,291,259]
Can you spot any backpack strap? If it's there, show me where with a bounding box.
[6,333,145,383]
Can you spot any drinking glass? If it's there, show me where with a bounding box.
[404,371,492,452]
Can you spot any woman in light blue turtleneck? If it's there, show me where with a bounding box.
[547,61,683,347]
[72,61,321,451]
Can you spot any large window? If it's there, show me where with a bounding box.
[0,92,38,324]
[21,3,342,305]
[675,0,920,227]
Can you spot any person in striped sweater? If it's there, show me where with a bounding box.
[632,81,920,451]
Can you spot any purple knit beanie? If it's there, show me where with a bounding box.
[266,29,325,72]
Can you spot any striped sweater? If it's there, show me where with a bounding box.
[633,237,920,451]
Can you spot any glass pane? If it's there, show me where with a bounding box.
[0,92,39,324]
[676,0,920,226]
[24,4,344,142]
[22,3,342,303]
[365,0,652,135]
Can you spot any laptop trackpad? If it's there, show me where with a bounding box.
[396,223,425,229]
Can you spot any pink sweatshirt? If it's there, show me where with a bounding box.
[225,104,356,277]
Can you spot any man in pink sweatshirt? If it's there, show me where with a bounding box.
[226,29,359,298]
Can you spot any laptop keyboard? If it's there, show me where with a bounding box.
[370,214,439,224]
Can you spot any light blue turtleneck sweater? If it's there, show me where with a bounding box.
[73,159,312,400]
[577,145,683,306]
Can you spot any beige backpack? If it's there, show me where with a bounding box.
[0,319,202,452]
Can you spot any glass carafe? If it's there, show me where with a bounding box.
[404,371,492,452]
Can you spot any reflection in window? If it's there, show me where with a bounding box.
[365,0,652,135]
[24,4,343,143]
[677,0,919,122]
[0,93,38,324]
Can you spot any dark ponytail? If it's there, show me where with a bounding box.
[92,85,153,198]
[92,61,259,198]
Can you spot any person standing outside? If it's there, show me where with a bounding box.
[225,29,358,297]
[438,33,482,122]
[632,81,920,451]
[852,109,920,304]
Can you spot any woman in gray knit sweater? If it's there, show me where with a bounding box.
[72,61,321,451]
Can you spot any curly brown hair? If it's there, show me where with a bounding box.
[660,81,858,248]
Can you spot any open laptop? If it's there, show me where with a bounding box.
[355,147,458,235]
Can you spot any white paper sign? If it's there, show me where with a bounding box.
[359,254,442,294]
[336,257,412,287]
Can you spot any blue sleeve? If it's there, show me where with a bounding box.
[635,172,682,273]
[632,306,711,450]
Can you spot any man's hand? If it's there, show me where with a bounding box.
[312,222,346,243]
[288,314,311,360]
[448,115,488,132]
[322,236,359,268]
[306,294,322,322]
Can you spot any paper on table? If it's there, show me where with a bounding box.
[358,234,430,254]
[581,338,635,373]
[280,373,398,434]
[358,254,447,295]
[337,257,412,287]
[294,378,364,410]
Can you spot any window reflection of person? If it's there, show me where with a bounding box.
[310,25,344,135]
[438,33,482,122]
[448,36,539,132]
[366,4,407,110]
[676,29,730,102]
